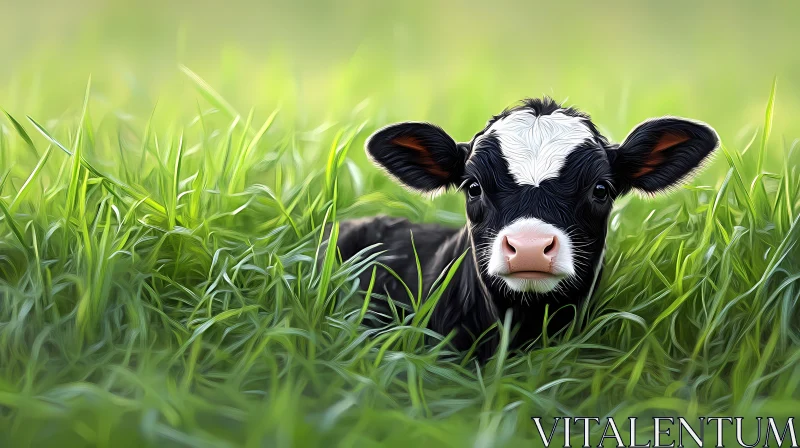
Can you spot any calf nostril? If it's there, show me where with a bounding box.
[502,236,517,256]
[543,237,557,256]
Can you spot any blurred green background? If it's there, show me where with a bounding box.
[1,1,800,447]
[2,0,799,139]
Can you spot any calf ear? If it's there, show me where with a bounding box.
[366,122,468,193]
[612,117,719,193]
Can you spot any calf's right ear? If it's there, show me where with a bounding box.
[366,122,468,193]
[611,117,719,194]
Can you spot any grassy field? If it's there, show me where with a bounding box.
[1,1,800,446]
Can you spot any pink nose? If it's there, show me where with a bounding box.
[502,232,559,273]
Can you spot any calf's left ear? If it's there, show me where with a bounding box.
[366,122,468,193]
[611,117,719,193]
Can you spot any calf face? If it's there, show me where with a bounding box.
[366,97,718,302]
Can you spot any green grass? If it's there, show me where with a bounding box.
[1,2,800,445]
[0,69,798,447]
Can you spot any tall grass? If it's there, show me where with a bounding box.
[1,61,799,447]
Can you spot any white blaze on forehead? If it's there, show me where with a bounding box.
[484,110,595,186]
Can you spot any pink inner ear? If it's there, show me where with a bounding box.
[391,136,449,178]
[632,132,691,178]
[653,132,690,153]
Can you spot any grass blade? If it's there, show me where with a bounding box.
[1,108,39,158]
[180,65,246,132]
[0,198,29,254]
[228,108,279,194]
[755,76,777,178]
[26,116,72,155]
[9,145,53,212]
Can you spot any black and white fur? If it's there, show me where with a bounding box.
[335,97,719,358]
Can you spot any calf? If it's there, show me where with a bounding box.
[335,97,718,358]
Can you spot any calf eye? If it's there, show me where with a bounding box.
[467,182,482,199]
[593,182,609,201]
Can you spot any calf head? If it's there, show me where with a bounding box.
[366,97,719,302]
